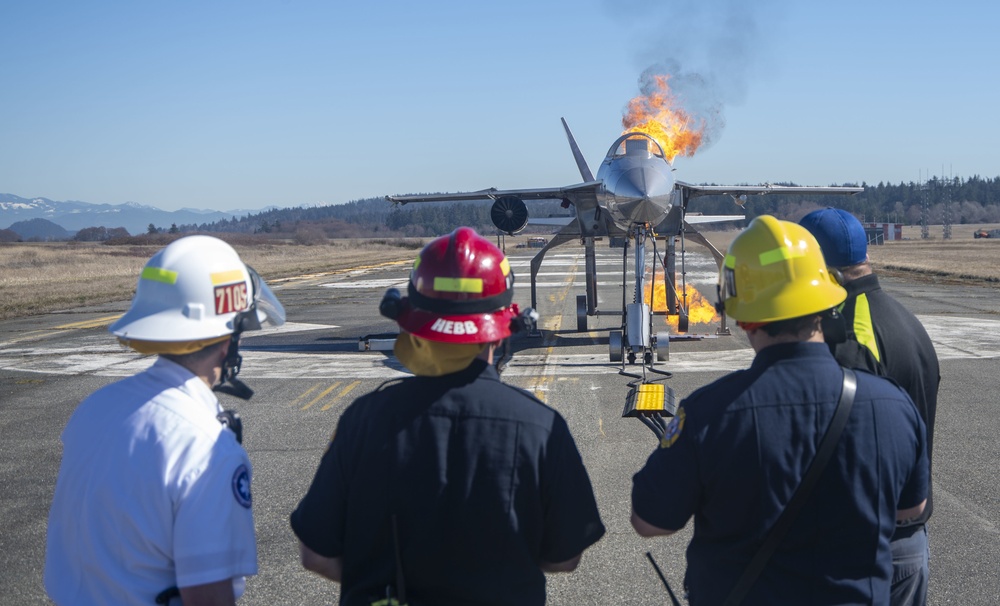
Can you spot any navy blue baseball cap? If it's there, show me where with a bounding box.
[799,208,867,267]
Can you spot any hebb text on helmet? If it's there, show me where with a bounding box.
[430,319,479,336]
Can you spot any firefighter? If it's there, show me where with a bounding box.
[291,226,605,605]
[44,235,285,605]
[801,207,941,606]
[631,216,928,605]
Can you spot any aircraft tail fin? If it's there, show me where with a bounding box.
[561,118,595,183]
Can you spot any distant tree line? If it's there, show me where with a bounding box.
[694,175,1000,225]
[14,175,1000,244]
[74,226,131,241]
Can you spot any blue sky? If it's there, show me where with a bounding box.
[2,0,997,212]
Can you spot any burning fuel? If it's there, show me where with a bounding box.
[644,274,720,331]
[622,73,705,163]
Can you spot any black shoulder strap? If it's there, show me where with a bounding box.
[722,368,858,606]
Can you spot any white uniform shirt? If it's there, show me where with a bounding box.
[44,357,257,605]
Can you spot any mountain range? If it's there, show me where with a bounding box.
[0,194,270,236]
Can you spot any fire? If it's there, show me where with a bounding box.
[622,74,705,163]
[644,275,720,332]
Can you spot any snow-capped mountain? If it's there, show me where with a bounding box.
[0,194,265,235]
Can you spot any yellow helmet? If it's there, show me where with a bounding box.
[718,215,846,323]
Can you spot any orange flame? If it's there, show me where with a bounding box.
[622,74,704,163]
[644,275,720,332]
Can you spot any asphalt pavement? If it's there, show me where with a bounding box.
[1,243,998,604]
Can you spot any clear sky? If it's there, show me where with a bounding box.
[2,0,997,212]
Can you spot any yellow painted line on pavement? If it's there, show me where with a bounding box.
[1,314,125,348]
[270,260,412,286]
[527,255,580,403]
[302,382,341,410]
[53,315,123,330]
[321,380,362,411]
[531,375,550,402]
[290,383,324,407]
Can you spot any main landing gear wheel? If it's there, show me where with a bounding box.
[609,330,623,362]
[576,295,588,331]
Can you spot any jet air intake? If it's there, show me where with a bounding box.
[491,196,528,235]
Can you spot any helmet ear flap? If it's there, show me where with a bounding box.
[509,307,539,334]
[380,288,405,320]
[821,307,847,344]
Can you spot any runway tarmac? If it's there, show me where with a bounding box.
[1,243,998,604]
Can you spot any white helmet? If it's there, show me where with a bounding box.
[110,235,285,349]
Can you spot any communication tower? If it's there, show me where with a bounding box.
[943,180,952,240]
[920,173,930,240]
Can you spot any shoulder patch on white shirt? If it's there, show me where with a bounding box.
[232,464,252,508]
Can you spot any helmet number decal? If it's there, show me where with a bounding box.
[215,282,249,315]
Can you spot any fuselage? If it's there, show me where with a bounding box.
[596,133,676,229]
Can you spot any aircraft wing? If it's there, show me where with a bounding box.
[684,214,746,225]
[675,181,864,200]
[387,181,602,204]
[387,181,609,238]
[527,216,575,226]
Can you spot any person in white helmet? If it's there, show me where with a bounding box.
[44,235,285,606]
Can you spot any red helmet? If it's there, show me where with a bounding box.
[391,227,521,344]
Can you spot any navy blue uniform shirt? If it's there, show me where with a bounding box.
[292,359,605,606]
[632,342,928,606]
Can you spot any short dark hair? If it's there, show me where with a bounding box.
[760,314,822,338]
[163,338,229,366]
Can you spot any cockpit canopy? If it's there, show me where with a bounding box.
[605,132,667,161]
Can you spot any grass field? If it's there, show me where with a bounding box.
[2,227,998,320]
[0,239,424,320]
[702,224,1000,285]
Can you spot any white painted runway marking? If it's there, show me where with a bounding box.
[916,315,1000,361]
[322,279,409,289]
[1,316,997,379]
[256,322,334,336]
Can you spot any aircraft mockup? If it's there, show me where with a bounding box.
[387,119,863,386]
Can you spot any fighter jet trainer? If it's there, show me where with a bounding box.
[388,118,863,375]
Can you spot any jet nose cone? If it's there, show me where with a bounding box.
[614,167,673,199]
[613,167,675,224]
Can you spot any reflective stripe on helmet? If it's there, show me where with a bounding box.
[725,242,810,271]
[434,277,483,294]
[759,243,807,266]
[408,282,513,315]
[211,269,247,285]
[141,267,178,285]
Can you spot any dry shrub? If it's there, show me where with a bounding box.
[294,226,327,246]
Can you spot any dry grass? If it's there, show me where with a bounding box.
[702,225,1000,284]
[2,228,998,321]
[0,239,425,320]
[872,224,1000,283]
